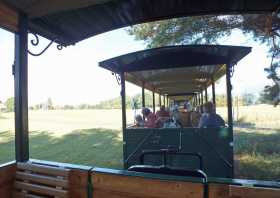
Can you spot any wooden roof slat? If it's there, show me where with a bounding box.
[0,1,18,32]
[1,0,279,44]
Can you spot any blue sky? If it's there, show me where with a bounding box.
[0,27,273,105]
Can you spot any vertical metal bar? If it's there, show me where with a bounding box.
[226,63,234,178]
[159,94,161,106]
[212,79,216,107]
[198,93,201,106]
[142,83,145,107]
[163,95,166,106]
[226,64,233,128]
[205,87,208,102]
[201,91,204,105]
[120,72,127,168]
[14,13,29,162]
[152,91,155,113]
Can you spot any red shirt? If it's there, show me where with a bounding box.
[156,110,170,118]
[145,112,157,128]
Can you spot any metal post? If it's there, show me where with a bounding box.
[198,93,201,106]
[142,84,145,107]
[201,91,204,105]
[159,94,161,106]
[212,79,216,106]
[163,95,166,106]
[226,63,234,178]
[14,13,29,162]
[205,87,208,102]
[226,64,233,128]
[120,72,127,168]
[152,91,155,113]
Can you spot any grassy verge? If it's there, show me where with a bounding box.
[0,106,279,181]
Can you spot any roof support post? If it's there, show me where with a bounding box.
[211,78,216,109]
[14,13,29,162]
[226,62,234,177]
[152,91,155,113]
[201,91,204,113]
[120,71,127,168]
[142,83,145,108]
[226,64,233,128]
[201,91,204,105]
[167,97,169,107]
[205,87,208,102]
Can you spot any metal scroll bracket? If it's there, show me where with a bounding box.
[27,32,65,56]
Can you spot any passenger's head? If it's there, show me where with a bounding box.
[160,105,166,111]
[135,114,143,125]
[203,102,215,113]
[141,107,151,117]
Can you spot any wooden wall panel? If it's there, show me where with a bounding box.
[68,169,88,198]
[92,172,204,198]
[229,185,280,198]
[0,162,16,198]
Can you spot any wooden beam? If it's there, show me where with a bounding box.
[14,181,68,197]
[229,185,280,198]
[17,163,70,177]
[24,0,111,18]
[0,1,18,32]
[92,172,204,198]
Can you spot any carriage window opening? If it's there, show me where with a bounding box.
[0,29,15,163]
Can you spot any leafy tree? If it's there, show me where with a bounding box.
[127,14,280,105]
[258,84,280,105]
[5,97,14,112]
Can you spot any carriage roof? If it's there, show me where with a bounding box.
[99,45,251,96]
[1,0,279,45]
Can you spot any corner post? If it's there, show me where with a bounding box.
[226,64,233,128]
[201,91,204,105]
[120,72,127,168]
[14,13,29,162]
[211,78,216,107]
[205,87,208,102]
[226,62,234,178]
[142,83,145,108]
[152,91,155,113]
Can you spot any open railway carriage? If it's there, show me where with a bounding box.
[99,45,251,178]
[0,0,280,198]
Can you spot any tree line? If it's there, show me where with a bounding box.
[0,92,270,112]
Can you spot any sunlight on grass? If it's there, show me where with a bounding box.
[0,105,279,180]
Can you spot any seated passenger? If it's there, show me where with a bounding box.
[156,105,170,118]
[190,111,201,127]
[142,107,157,128]
[135,114,144,127]
[198,102,225,128]
[178,111,191,127]
[155,105,170,127]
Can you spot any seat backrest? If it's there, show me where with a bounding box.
[13,162,70,198]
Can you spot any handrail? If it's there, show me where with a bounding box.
[140,149,203,171]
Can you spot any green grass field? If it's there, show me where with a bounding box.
[0,105,279,181]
